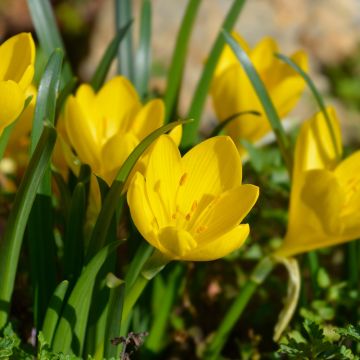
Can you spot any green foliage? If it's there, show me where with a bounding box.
[277,320,360,359]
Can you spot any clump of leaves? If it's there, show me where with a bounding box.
[277,319,360,359]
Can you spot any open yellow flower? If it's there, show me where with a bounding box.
[63,76,181,185]
[211,33,307,155]
[0,33,35,135]
[276,106,360,257]
[127,135,259,261]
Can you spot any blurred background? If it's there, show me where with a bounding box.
[1,0,360,142]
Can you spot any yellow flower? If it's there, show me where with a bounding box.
[0,33,35,135]
[276,106,360,257]
[211,33,307,155]
[127,135,259,261]
[63,76,181,185]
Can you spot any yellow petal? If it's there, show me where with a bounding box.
[0,33,35,90]
[278,218,350,257]
[132,99,164,140]
[301,169,344,236]
[183,224,249,261]
[334,150,360,235]
[145,135,182,228]
[0,80,25,135]
[100,132,138,184]
[177,136,243,217]
[214,32,250,77]
[168,125,182,146]
[127,172,162,250]
[64,95,100,171]
[192,184,259,242]
[95,76,141,137]
[293,106,342,180]
[271,76,306,119]
[76,83,96,105]
[211,64,268,151]
[157,227,197,259]
[251,37,279,71]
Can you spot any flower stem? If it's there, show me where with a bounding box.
[307,251,319,296]
[122,274,149,323]
[203,256,274,359]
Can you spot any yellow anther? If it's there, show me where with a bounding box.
[179,173,188,186]
[186,213,191,221]
[196,225,207,233]
[191,201,198,213]
[154,180,161,192]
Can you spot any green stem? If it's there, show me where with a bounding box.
[347,241,359,288]
[203,257,274,359]
[122,275,149,322]
[307,251,319,297]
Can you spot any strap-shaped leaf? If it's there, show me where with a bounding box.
[164,0,202,123]
[182,0,246,148]
[115,0,134,80]
[42,280,69,346]
[0,124,57,329]
[52,241,121,355]
[134,0,152,98]
[91,20,133,92]
[30,49,63,156]
[27,0,73,82]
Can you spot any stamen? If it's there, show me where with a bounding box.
[154,180,161,192]
[196,225,207,233]
[191,201,198,213]
[179,173,188,186]
[186,213,191,221]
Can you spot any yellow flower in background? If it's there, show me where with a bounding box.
[63,76,181,185]
[127,135,259,261]
[276,106,360,257]
[0,33,35,135]
[211,33,307,155]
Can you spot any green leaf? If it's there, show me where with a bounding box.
[56,76,78,118]
[145,264,184,353]
[209,110,261,137]
[91,20,133,92]
[222,31,293,173]
[30,49,63,156]
[115,0,134,81]
[134,0,152,98]
[0,96,33,159]
[164,0,202,123]
[26,48,63,328]
[27,0,73,83]
[42,280,69,346]
[63,182,87,281]
[103,274,125,359]
[276,53,341,160]
[181,0,246,148]
[86,119,190,261]
[52,170,72,216]
[52,241,121,356]
[0,124,57,329]
[27,194,57,329]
